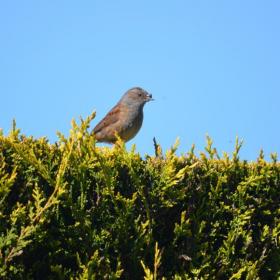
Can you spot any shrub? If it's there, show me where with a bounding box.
[0,115,279,279]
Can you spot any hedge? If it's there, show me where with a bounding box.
[0,114,279,279]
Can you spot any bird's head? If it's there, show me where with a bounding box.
[120,87,153,107]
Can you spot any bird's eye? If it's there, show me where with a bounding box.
[138,93,142,97]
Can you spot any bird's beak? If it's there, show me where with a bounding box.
[146,93,154,102]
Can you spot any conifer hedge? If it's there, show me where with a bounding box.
[0,114,279,279]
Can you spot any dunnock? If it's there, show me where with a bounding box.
[93,87,153,143]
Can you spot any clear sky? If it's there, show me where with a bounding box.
[1,1,279,160]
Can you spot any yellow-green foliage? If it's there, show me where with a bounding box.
[0,115,279,279]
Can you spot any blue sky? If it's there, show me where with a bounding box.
[1,1,279,160]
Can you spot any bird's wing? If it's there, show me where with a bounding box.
[93,104,122,133]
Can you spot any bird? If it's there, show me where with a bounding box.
[93,87,153,143]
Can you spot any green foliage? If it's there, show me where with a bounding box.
[0,114,279,279]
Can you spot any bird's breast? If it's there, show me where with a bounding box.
[119,107,143,142]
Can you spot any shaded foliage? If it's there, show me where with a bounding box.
[0,116,279,279]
